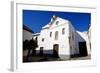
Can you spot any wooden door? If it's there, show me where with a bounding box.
[79,42,88,56]
[53,44,59,58]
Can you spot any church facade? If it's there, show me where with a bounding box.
[34,15,91,59]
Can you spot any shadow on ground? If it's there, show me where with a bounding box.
[23,54,91,63]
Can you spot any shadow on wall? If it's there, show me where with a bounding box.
[36,50,59,58]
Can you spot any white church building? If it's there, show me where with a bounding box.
[33,15,91,59]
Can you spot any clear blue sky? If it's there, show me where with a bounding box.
[23,10,91,33]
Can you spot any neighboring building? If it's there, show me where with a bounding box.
[87,25,91,53]
[33,15,90,59]
[23,25,34,57]
[23,25,34,41]
[77,31,91,55]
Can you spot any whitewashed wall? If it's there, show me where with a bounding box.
[37,17,72,59]
[35,16,90,59]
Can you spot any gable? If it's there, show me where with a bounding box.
[49,17,69,29]
[42,15,70,30]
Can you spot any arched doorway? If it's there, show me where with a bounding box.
[53,44,59,58]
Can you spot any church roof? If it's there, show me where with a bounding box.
[76,31,88,41]
[33,33,40,36]
[42,24,50,29]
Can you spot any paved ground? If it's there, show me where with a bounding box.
[70,55,91,60]
[23,55,91,62]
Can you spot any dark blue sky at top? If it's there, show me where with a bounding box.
[23,10,91,33]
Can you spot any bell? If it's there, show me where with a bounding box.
[52,15,57,20]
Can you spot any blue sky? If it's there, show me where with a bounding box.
[23,10,91,33]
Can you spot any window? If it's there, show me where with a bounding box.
[56,21,59,25]
[55,31,58,40]
[72,34,74,40]
[42,38,44,42]
[62,28,65,35]
[50,32,52,37]
[70,46,72,49]
[69,36,71,44]
[72,32,74,40]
